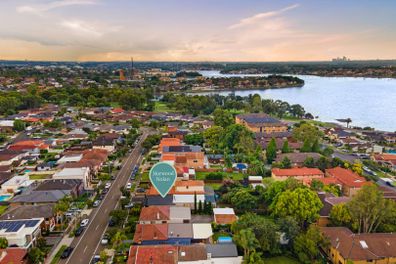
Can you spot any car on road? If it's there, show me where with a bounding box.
[91,255,101,264]
[60,247,74,259]
[108,218,116,227]
[126,182,132,190]
[80,218,89,227]
[101,234,109,245]
[75,226,84,237]
[125,202,134,209]
[93,200,101,207]
[136,188,145,193]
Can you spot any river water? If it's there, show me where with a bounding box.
[198,71,396,132]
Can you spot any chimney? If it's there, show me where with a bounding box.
[154,232,157,239]
[157,212,160,220]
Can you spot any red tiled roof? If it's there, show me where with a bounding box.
[139,206,170,222]
[127,245,177,264]
[326,167,368,188]
[214,214,238,225]
[272,167,324,177]
[0,248,27,264]
[133,224,168,243]
[322,227,396,261]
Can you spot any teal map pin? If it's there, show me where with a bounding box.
[149,162,177,198]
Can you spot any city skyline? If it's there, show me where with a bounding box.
[1,0,396,62]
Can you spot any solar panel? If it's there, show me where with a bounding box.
[0,219,40,232]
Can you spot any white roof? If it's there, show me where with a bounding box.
[54,167,89,177]
[169,206,191,220]
[56,154,83,164]
[192,223,213,239]
[248,176,263,181]
[0,120,14,127]
[2,175,29,187]
[173,194,204,203]
[213,208,235,215]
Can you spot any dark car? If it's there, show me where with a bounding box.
[75,226,84,237]
[102,188,108,194]
[108,218,116,227]
[61,247,74,259]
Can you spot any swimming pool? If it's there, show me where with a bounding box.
[0,195,12,202]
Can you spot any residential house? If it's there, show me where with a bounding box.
[317,192,351,227]
[0,218,43,248]
[7,140,49,155]
[321,227,396,264]
[275,152,322,167]
[93,133,119,152]
[271,167,324,184]
[161,146,206,169]
[206,244,242,264]
[159,138,182,153]
[213,208,237,225]
[0,204,56,231]
[53,167,91,189]
[34,179,83,198]
[10,190,69,206]
[192,223,213,243]
[325,167,369,197]
[1,175,33,194]
[0,150,27,167]
[0,248,28,264]
[138,206,191,224]
[236,113,288,134]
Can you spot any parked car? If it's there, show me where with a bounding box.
[136,188,145,193]
[91,255,101,264]
[75,226,84,237]
[101,234,109,245]
[102,188,108,194]
[61,247,74,259]
[126,182,132,190]
[93,200,101,207]
[125,202,134,209]
[80,218,89,227]
[108,218,116,227]
[105,182,111,189]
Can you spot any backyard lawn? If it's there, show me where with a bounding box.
[0,205,8,215]
[154,102,175,113]
[195,171,245,181]
[29,174,52,180]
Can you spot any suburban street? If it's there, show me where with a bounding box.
[59,129,150,264]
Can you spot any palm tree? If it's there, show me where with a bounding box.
[234,228,259,259]
[112,231,127,249]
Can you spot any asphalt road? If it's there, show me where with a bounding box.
[59,130,149,264]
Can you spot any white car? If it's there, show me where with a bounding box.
[126,182,132,190]
[80,219,89,227]
[93,200,101,207]
[101,234,109,245]
[105,182,111,189]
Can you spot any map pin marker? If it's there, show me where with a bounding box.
[149,162,177,198]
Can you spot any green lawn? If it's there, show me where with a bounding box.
[0,205,8,215]
[196,171,245,181]
[141,171,149,181]
[154,101,175,113]
[50,245,68,264]
[264,256,301,264]
[206,183,222,190]
[29,174,51,180]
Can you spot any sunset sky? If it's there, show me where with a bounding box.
[1,0,396,61]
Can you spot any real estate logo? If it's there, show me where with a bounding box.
[149,162,177,198]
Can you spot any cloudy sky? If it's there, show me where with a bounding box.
[1,0,396,61]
